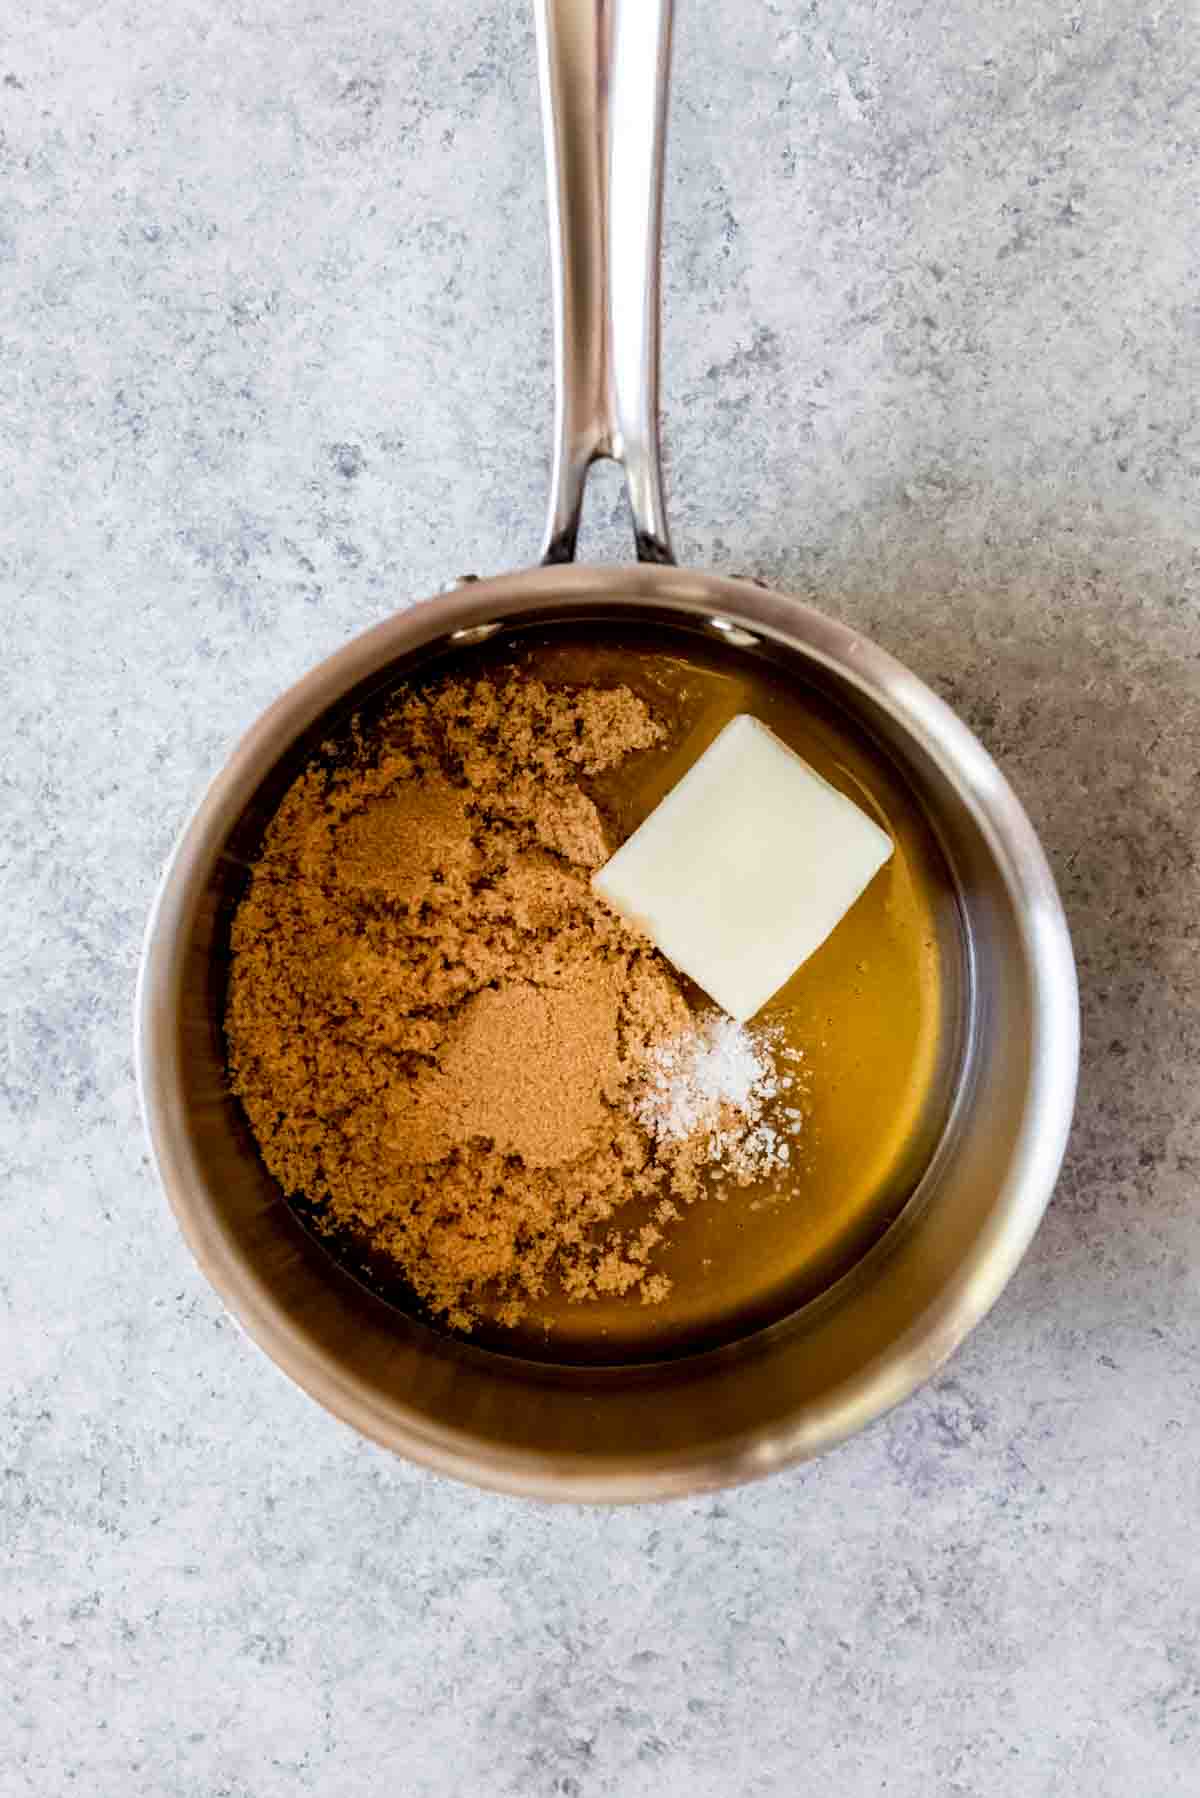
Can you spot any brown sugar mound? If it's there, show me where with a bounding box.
[385,972,623,1171]
[225,672,698,1331]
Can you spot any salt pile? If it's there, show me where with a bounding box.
[632,1012,804,1183]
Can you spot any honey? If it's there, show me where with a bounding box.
[258,620,967,1365]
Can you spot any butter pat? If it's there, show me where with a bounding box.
[593,714,893,1021]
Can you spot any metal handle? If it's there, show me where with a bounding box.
[535,0,675,565]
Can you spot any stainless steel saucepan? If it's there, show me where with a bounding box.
[136,0,1078,1500]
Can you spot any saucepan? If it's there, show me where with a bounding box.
[135,0,1078,1500]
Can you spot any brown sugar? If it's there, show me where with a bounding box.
[224,671,717,1331]
[385,972,624,1171]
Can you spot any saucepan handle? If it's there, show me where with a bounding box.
[534,0,675,565]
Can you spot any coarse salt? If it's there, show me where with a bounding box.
[631,1013,804,1183]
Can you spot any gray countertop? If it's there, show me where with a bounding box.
[5,2,1199,1792]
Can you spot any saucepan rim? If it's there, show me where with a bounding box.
[135,559,1079,1501]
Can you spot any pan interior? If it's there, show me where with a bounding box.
[201,612,970,1368]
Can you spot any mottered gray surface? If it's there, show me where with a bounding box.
[3,1,1199,1792]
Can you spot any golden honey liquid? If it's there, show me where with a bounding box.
[300,622,967,1365]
